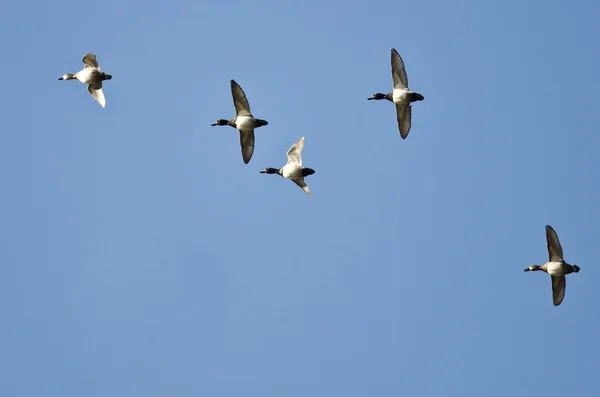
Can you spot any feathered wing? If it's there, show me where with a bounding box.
[230,80,252,117]
[82,53,100,69]
[292,178,311,195]
[551,275,566,306]
[286,136,305,166]
[396,104,411,139]
[88,83,106,108]
[239,130,255,164]
[546,225,564,262]
[391,48,408,90]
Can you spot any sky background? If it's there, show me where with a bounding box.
[1,0,599,396]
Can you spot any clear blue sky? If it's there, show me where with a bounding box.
[1,0,598,396]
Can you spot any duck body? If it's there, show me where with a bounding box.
[211,116,268,130]
[527,261,580,276]
[77,68,110,84]
[545,261,579,276]
[232,115,268,131]
[392,89,424,105]
[281,163,315,179]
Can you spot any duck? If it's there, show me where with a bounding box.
[368,48,424,139]
[211,80,268,164]
[260,136,315,195]
[524,225,580,306]
[59,53,112,108]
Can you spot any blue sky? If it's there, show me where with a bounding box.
[1,0,599,395]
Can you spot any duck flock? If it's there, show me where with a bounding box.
[58,49,581,307]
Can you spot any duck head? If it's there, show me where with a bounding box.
[260,168,281,175]
[367,93,389,101]
[58,73,75,80]
[572,265,580,272]
[524,265,543,272]
[211,119,230,126]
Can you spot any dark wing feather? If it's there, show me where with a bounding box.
[551,275,566,306]
[82,53,99,69]
[230,80,252,117]
[239,130,255,164]
[396,104,412,139]
[391,48,408,89]
[546,225,564,262]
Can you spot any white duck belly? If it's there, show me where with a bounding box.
[392,88,410,105]
[234,116,255,130]
[74,68,101,84]
[281,163,303,179]
[546,261,564,276]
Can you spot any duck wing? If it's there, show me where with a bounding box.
[286,136,305,166]
[391,48,408,90]
[239,129,255,164]
[551,275,566,306]
[88,82,105,108]
[82,53,100,69]
[231,79,252,117]
[292,178,311,195]
[546,225,564,262]
[396,104,411,139]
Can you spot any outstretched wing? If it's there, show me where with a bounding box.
[292,178,311,195]
[391,48,408,90]
[82,53,100,69]
[88,83,105,108]
[286,136,305,166]
[231,80,252,117]
[546,225,564,262]
[551,275,566,306]
[396,104,411,139]
[239,129,255,164]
